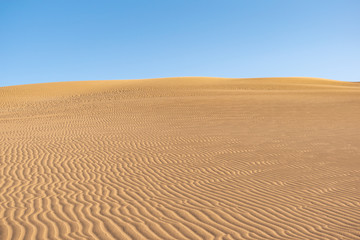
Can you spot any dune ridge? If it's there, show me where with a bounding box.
[1,77,360,239]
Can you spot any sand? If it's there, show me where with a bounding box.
[0,77,359,239]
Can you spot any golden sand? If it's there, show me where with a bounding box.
[0,77,359,239]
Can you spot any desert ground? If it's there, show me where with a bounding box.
[0,77,359,240]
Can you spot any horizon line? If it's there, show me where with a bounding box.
[2,76,356,88]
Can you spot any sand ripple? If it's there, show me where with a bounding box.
[0,77,360,239]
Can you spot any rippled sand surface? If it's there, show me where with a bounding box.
[1,77,359,239]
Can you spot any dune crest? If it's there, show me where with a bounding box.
[1,77,360,239]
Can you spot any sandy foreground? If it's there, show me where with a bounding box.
[0,77,359,240]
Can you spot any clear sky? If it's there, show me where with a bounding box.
[1,0,359,87]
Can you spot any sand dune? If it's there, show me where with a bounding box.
[0,77,359,239]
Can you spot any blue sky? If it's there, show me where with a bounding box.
[1,0,359,87]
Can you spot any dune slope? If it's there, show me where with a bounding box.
[0,77,360,239]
